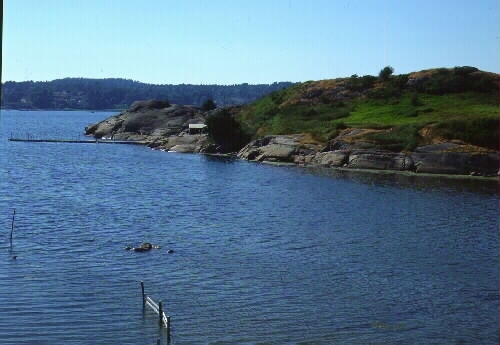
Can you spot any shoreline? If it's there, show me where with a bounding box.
[200,151,499,182]
[80,98,499,181]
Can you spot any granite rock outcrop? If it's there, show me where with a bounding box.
[237,135,499,177]
[85,100,210,152]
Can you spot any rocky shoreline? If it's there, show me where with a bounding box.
[237,134,499,177]
[85,100,499,178]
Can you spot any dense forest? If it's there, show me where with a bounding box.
[0,78,294,110]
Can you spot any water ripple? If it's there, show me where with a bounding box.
[0,110,498,345]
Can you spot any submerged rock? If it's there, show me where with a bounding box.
[125,242,160,252]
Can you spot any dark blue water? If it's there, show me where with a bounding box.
[0,110,498,345]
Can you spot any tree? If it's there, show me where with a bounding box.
[201,99,216,111]
[205,109,251,152]
[379,66,394,81]
[31,85,53,108]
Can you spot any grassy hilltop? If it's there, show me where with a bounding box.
[220,66,498,152]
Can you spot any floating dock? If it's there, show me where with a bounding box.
[8,138,147,145]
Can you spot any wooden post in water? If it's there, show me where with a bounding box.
[10,209,16,248]
[158,300,163,326]
[140,281,145,308]
[166,315,171,341]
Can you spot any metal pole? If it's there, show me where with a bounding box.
[10,209,16,248]
[140,281,145,308]
[166,315,171,342]
[158,300,163,326]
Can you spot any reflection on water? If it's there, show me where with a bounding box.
[0,110,498,345]
[303,166,498,195]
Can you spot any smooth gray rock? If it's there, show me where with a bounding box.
[256,143,297,162]
[238,134,498,176]
[413,152,469,175]
[412,152,498,176]
[85,101,206,140]
[415,143,463,153]
[238,135,302,162]
[155,134,208,153]
[312,151,349,167]
[348,150,413,171]
[169,144,199,153]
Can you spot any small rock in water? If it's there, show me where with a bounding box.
[125,242,160,252]
[167,249,174,254]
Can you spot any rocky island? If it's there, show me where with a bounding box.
[85,67,499,177]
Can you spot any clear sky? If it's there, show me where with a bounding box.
[3,0,499,85]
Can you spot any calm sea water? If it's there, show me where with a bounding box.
[0,110,498,345]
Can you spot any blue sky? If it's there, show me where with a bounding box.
[3,0,499,84]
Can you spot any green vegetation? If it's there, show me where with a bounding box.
[201,99,217,111]
[433,118,498,150]
[237,83,354,141]
[364,124,422,151]
[230,66,498,152]
[378,66,394,81]
[346,92,498,126]
[206,108,251,153]
[413,66,497,94]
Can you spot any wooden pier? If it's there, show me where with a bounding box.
[141,281,171,343]
[8,138,147,145]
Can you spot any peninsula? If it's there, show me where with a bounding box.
[85,66,499,177]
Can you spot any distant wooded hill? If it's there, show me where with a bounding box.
[0,78,294,110]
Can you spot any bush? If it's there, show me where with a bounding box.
[365,124,421,152]
[347,75,377,91]
[379,66,394,81]
[473,74,497,92]
[369,85,401,99]
[410,92,422,106]
[433,119,498,149]
[390,74,409,89]
[205,109,251,152]
[416,67,497,94]
[453,66,478,76]
[335,121,348,130]
[201,99,216,111]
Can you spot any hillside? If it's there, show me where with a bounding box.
[232,66,498,152]
[0,78,294,110]
[83,66,498,176]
